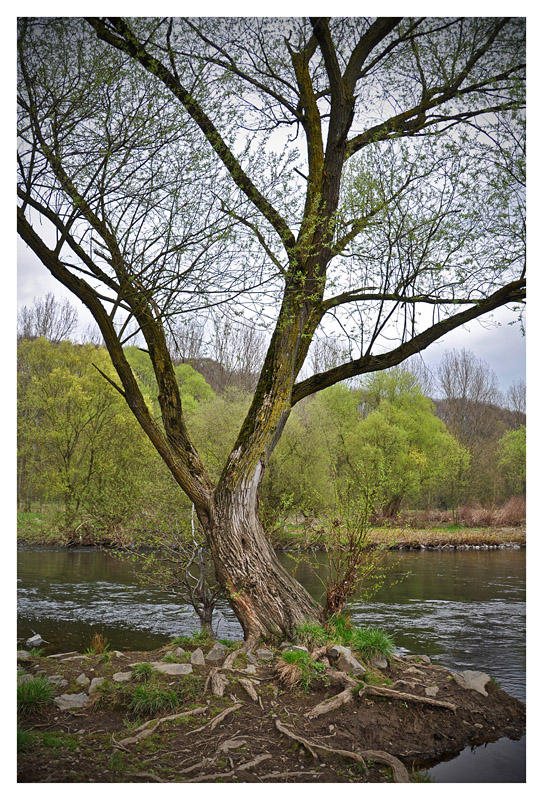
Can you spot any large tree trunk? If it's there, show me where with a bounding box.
[206,471,321,641]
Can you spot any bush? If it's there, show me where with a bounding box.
[131,662,154,683]
[17,676,55,715]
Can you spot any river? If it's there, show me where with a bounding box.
[17,545,526,782]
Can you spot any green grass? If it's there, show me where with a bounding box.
[131,662,154,682]
[350,627,395,661]
[280,649,327,691]
[169,630,213,647]
[17,726,36,752]
[293,614,395,662]
[28,647,45,657]
[161,652,180,663]
[127,684,179,717]
[38,730,79,751]
[17,676,55,715]
[410,768,435,782]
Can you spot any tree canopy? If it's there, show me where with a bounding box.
[17,16,526,639]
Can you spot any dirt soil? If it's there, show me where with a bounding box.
[17,642,525,784]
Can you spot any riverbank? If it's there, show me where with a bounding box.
[17,509,526,550]
[17,633,526,784]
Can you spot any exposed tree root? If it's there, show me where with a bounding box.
[184,753,272,782]
[238,677,259,702]
[211,669,229,697]
[305,687,354,719]
[275,719,409,783]
[188,703,243,735]
[114,706,207,748]
[125,771,166,782]
[362,684,457,711]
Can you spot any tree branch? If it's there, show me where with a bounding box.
[291,278,525,405]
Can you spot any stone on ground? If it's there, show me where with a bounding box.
[53,692,89,710]
[191,648,205,666]
[89,677,105,694]
[151,662,193,676]
[112,672,132,682]
[255,648,274,661]
[329,645,366,676]
[206,642,228,663]
[76,673,90,687]
[453,670,491,696]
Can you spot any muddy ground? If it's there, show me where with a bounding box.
[17,639,525,784]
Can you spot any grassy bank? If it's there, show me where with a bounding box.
[17,508,526,550]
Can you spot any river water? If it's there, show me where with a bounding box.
[17,545,526,782]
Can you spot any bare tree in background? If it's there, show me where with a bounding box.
[17,292,78,343]
[505,378,526,428]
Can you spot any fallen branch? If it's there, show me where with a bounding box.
[115,706,207,747]
[188,703,242,735]
[362,685,457,711]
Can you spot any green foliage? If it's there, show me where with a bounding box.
[17,676,55,715]
[293,615,395,662]
[497,426,526,496]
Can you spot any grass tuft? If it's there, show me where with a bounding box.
[17,676,55,715]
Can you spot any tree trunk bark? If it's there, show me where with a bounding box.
[206,472,321,641]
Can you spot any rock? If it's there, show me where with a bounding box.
[246,653,258,665]
[453,670,491,696]
[112,650,125,658]
[191,648,206,666]
[330,645,366,676]
[174,647,186,657]
[48,651,79,659]
[243,665,257,675]
[89,677,105,694]
[53,692,89,710]
[112,672,132,682]
[150,662,193,676]
[206,642,228,663]
[255,648,274,661]
[329,644,350,659]
[283,645,309,654]
[76,673,90,687]
[404,654,431,664]
[17,650,32,662]
[370,655,388,670]
[280,642,293,650]
[17,673,33,684]
[425,685,439,697]
[26,633,46,648]
[60,655,88,662]
[48,675,69,690]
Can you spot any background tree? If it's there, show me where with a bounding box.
[17,292,78,343]
[18,17,525,640]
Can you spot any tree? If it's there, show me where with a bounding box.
[17,17,525,640]
[497,426,526,497]
[17,292,78,343]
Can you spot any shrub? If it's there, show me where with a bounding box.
[85,632,110,655]
[17,676,55,715]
